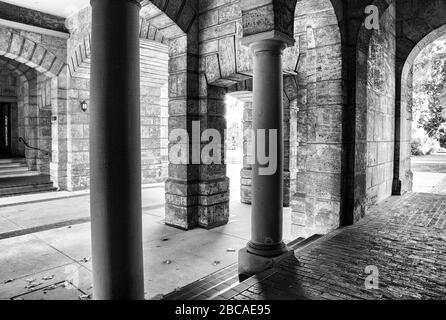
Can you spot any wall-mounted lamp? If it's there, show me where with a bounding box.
[80,101,88,112]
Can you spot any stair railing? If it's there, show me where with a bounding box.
[18,137,51,157]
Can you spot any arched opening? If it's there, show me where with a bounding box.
[65,5,172,191]
[0,27,66,196]
[225,91,250,204]
[405,29,446,194]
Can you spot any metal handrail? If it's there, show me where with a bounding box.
[18,137,51,157]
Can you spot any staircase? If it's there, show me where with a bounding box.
[0,158,57,197]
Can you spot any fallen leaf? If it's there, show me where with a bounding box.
[42,275,55,281]
[163,260,172,265]
[45,285,58,291]
[25,282,43,289]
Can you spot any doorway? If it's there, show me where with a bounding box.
[0,103,11,156]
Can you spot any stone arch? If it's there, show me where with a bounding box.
[200,1,300,88]
[353,0,395,222]
[289,0,344,237]
[202,72,300,215]
[0,56,35,161]
[140,0,197,35]
[64,2,197,191]
[63,0,200,218]
[0,27,67,78]
[353,0,446,218]
[393,0,446,197]
[0,55,35,82]
[0,26,68,189]
[228,82,299,208]
[66,2,187,77]
[200,0,344,236]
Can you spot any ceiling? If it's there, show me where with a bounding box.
[1,0,89,18]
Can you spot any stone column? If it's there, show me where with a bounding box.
[239,35,294,276]
[89,0,144,300]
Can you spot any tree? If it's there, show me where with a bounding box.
[413,35,446,147]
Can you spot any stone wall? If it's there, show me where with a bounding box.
[65,42,170,190]
[65,7,169,190]
[35,74,52,174]
[0,67,16,97]
[365,6,396,208]
[290,0,343,237]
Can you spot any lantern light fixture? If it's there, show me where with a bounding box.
[80,101,88,112]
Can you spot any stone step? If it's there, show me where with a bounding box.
[0,166,30,174]
[0,171,40,179]
[161,263,240,301]
[208,235,324,300]
[0,174,56,197]
[160,237,316,301]
[0,162,28,169]
[0,158,26,165]
[0,183,57,197]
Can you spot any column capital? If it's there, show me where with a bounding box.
[90,0,141,8]
[241,30,295,50]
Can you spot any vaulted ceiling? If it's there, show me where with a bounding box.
[0,0,89,18]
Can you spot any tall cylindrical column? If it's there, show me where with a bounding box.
[248,40,287,257]
[89,0,144,300]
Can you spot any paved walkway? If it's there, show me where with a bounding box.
[0,164,294,300]
[412,153,446,194]
[209,193,446,300]
[1,159,446,300]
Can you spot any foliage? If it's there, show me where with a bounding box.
[413,35,446,148]
[411,128,439,156]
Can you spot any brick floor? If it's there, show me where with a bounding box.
[168,193,446,300]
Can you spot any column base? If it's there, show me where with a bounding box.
[238,247,295,277]
[392,178,402,195]
[165,204,198,230]
[198,201,229,229]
